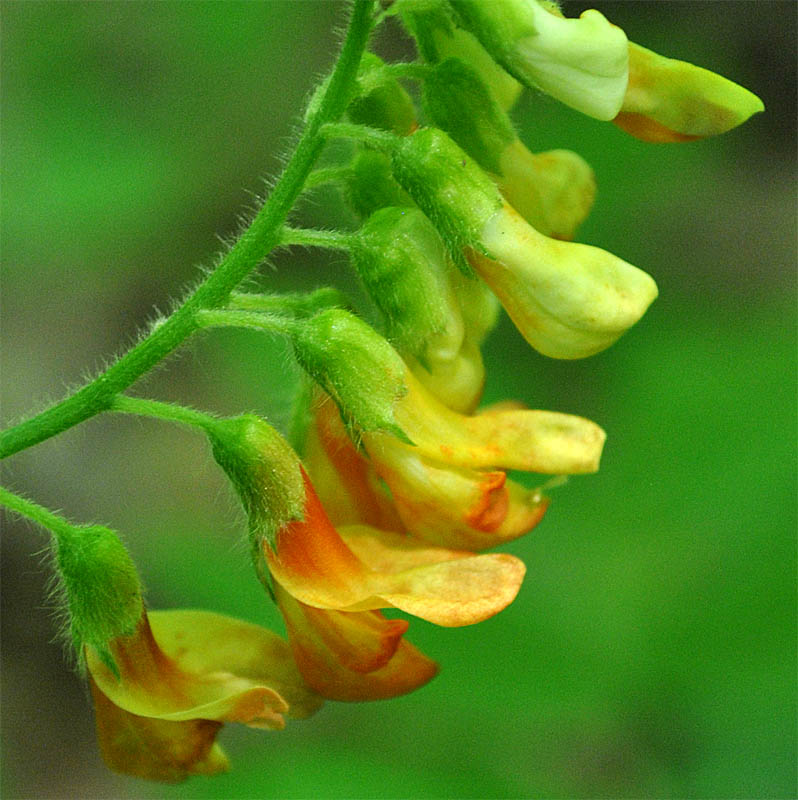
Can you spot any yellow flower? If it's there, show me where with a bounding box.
[614,42,764,142]
[86,608,321,782]
[470,202,658,359]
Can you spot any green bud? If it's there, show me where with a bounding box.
[291,309,411,442]
[207,415,306,554]
[348,52,418,136]
[391,127,503,268]
[450,0,630,121]
[351,206,465,365]
[423,58,516,175]
[52,525,143,676]
[399,0,522,111]
[345,149,414,219]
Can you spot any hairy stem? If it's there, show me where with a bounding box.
[110,396,219,430]
[0,0,375,460]
[0,485,77,539]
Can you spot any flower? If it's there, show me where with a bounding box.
[469,201,659,359]
[263,467,526,627]
[86,608,321,782]
[614,42,765,142]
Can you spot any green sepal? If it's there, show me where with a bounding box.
[390,127,502,271]
[52,525,143,677]
[206,415,306,554]
[290,308,412,443]
[351,206,464,365]
[423,58,516,175]
[345,149,415,219]
[398,0,522,111]
[348,52,418,136]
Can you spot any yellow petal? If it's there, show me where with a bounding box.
[266,473,526,626]
[90,676,229,783]
[275,584,438,702]
[495,139,596,240]
[391,367,606,473]
[87,610,320,730]
[339,525,526,627]
[366,431,548,550]
[472,203,658,359]
[615,42,764,142]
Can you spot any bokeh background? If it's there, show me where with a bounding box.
[2,2,795,798]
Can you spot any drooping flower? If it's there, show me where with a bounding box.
[390,128,658,359]
[86,608,321,782]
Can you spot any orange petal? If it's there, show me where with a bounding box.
[366,433,548,550]
[89,676,228,783]
[267,472,526,626]
[392,368,606,473]
[275,584,438,702]
[303,395,404,530]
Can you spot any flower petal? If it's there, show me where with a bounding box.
[89,676,229,782]
[266,473,526,626]
[303,394,403,530]
[275,585,438,701]
[366,432,548,550]
[391,367,606,473]
[87,610,320,730]
[614,42,764,142]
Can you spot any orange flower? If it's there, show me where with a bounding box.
[274,584,438,701]
[263,468,526,627]
[86,609,321,782]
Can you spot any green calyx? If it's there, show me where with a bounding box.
[52,525,143,677]
[348,52,418,135]
[345,149,414,219]
[423,57,516,175]
[290,308,411,442]
[207,415,306,555]
[351,206,464,365]
[390,127,502,270]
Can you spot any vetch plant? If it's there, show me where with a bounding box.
[0,0,763,784]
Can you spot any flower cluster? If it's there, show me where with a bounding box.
[67,0,761,783]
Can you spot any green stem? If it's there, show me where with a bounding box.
[386,62,430,81]
[0,0,376,461]
[110,396,218,430]
[229,287,349,315]
[195,309,300,336]
[321,122,400,149]
[280,227,354,250]
[303,165,352,190]
[0,485,77,539]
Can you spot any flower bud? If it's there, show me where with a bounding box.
[422,57,595,239]
[614,42,765,142]
[348,52,418,136]
[391,127,503,266]
[52,524,143,675]
[351,206,465,366]
[450,0,629,120]
[400,0,522,110]
[206,415,306,552]
[472,203,658,359]
[291,309,411,441]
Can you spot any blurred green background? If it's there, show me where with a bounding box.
[1,2,795,798]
